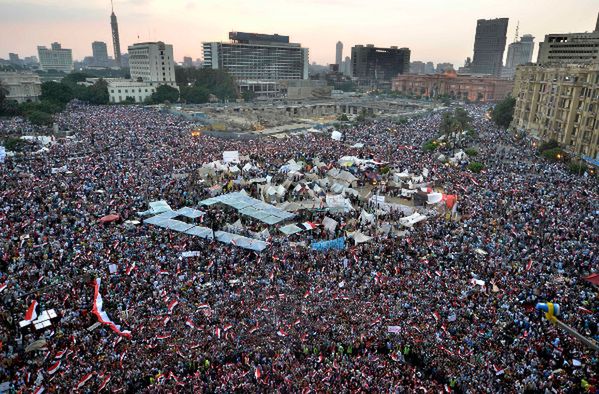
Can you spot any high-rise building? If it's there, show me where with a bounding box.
[424,62,435,74]
[111,1,122,67]
[342,56,351,76]
[350,44,410,80]
[92,41,109,67]
[203,32,309,81]
[436,63,454,73]
[502,34,534,79]
[37,42,73,73]
[336,41,343,66]
[183,56,193,68]
[511,63,599,160]
[410,61,425,74]
[128,41,177,87]
[537,14,599,65]
[470,18,509,76]
[8,53,20,65]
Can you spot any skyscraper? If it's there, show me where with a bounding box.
[92,41,109,67]
[470,18,509,77]
[502,34,534,78]
[37,42,73,72]
[351,44,410,80]
[336,41,343,66]
[110,0,122,67]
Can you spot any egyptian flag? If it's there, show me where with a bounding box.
[215,327,222,339]
[47,360,61,375]
[125,263,136,275]
[0,282,7,292]
[249,323,259,334]
[156,334,171,340]
[33,386,45,394]
[75,372,94,389]
[168,299,179,314]
[92,278,132,338]
[254,367,262,380]
[276,328,287,337]
[198,303,210,309]
[298,222,317,231]
[25,300,38,321]
[98,374,111,391]
[54,349,66,359]
[186,319,198,330]
[223,323,233,332]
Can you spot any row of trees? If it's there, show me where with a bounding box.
[0,73,110,125]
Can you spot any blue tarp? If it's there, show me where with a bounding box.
[311,237,346,251]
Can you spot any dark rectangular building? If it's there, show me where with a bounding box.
[351,45,410,81]
[470,18,509,77]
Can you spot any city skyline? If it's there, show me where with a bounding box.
[0,0,597,67]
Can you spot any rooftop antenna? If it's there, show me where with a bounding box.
[111,0,114,13]
[514,20,519,43]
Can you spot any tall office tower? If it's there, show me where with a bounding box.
[410,61,425,74]
[128,41,176,86]
[343,56,351,75]
[502,34,534,78]
[92,41,109,66]
[470,18,509,76]
[37,42,73,72]
[424,61,435,74]
[183,56,193,68]
[110,0,122,67]
[336,41,343,66]
[203,32,309,80]
[537,14,599,65]
[351,44,410,80]
[436,63,454,73]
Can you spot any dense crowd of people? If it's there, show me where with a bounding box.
[0,103,597,393]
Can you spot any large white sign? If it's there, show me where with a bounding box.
[0,146,5,164]
[223,151,239,163]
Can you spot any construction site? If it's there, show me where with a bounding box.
[168,97,439,136]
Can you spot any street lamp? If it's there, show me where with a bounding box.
[536,303,599,351]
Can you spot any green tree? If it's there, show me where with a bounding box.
[41,81,73,104]
[491,96,516,128]
[468,162,484,173]
[175,67,238,100]
[150,85,179,104]
[26,110,53,125]
[337,113,349,122]
[180,85,209,104]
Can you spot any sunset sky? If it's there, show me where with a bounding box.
[1,0,597,67]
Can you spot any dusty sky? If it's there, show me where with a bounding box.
[1,0,597,67]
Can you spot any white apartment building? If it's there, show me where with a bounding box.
[128,41,177,87]
[0,72,42,103]
[107,79,157,103]
[37,42,73,73]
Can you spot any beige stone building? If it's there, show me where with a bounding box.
[511,64,599,160]
[0,72,42,103]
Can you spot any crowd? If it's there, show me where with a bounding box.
[0,103,597,393]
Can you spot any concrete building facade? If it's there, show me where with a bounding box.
[392,70,513,102]
[436,63,454,73]
[537,14,599,65]
[37,42,73,73]
[336,41,343,66]
[410,61,426,74]
[502,34,535,79]
[511,64,599,160]
[351,44,410,81]
[128,41,177,87]
[470,18,509,76]
[0,72,42,103]
[104,79,157,103]
[92,41,109,67]
[203,32,309,81]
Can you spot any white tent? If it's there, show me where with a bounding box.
[223,150,240,163]
[359,210,375,225]
[348,230,373,245]
[331,130,342,141]
[399,212,427,227]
